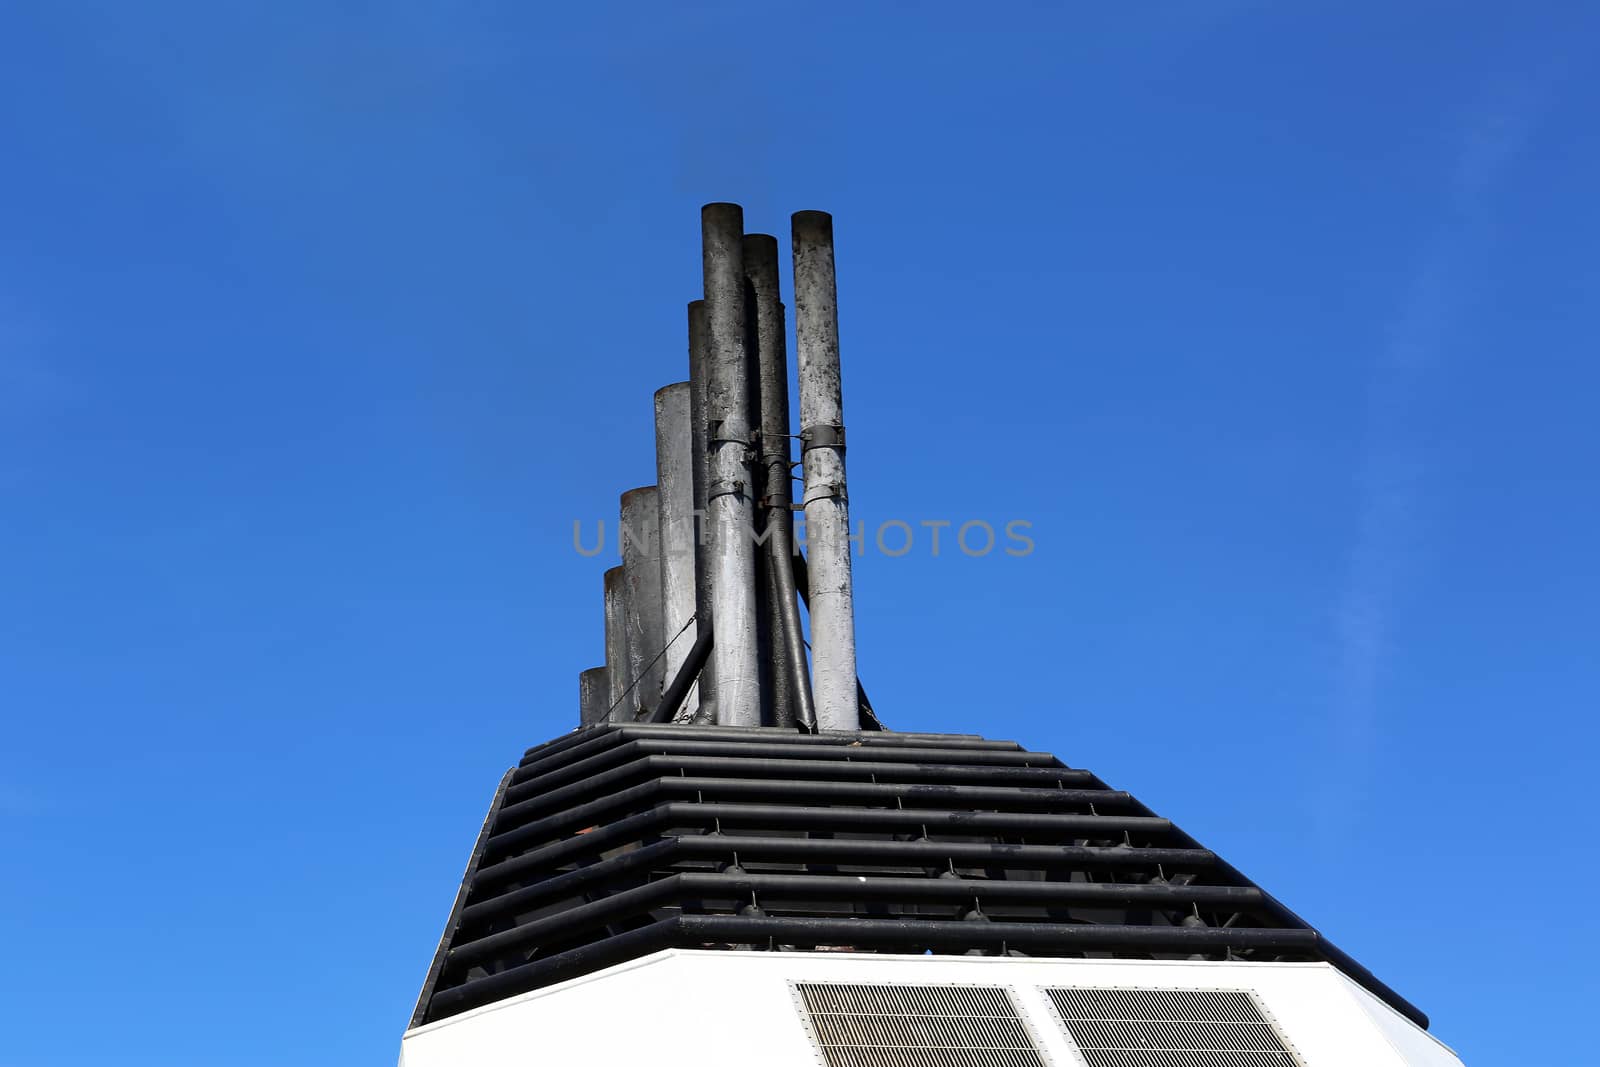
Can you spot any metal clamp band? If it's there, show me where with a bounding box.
[800,423,846,451]
[802,481,847,506]
[708,416,752,447]
[707,478,747,502]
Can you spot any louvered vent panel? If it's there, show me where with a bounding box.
[412,725,1428,1029]
[1045,988,1300,1067]
[795,983,1048,1067]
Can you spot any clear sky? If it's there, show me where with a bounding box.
[2,3,1595,1064]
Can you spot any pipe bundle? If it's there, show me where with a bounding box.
[579,204,859,731]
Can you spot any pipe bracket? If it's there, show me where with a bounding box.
[707,479,748,502]
[800,423,846,452]
[708,416,751,447]
[802,482,848,506]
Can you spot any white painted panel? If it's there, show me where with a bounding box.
[400,951,1464,1067]
[1342,972,1466,1067]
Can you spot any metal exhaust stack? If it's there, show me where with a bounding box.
[791,210,859,731]
[577,666,608,726]
[653,383,698,721]
[620,486,666,717]
[700,204,761,727]
[743,233,814,730]
[602,565,631,720]
[686,300,716,720]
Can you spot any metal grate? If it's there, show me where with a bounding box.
[1044,988,1299,1067]
[410,724,1428,1030]
[795,983,1049,1067]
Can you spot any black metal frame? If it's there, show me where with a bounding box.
[410,724,1426,1030]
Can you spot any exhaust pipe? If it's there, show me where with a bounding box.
[578,666,609,726]
[654,383,698,720]
[620,486,666,715]
[700,204,761,727]
[743,233,815,730]
[686,300,716,720]
[791,210,859,731]
[602,566,632,721]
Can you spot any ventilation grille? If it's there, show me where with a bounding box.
[795,983,1049,1067]
[1045,988,1299,1067]
[411,724,1428,1030]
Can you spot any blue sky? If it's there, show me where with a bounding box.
[2,3,1595,1063]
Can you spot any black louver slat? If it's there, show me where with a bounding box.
[409,724,1425,1031]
